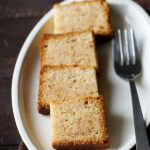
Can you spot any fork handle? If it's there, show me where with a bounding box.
[129,80,150,150]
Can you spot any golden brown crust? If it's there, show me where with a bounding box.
[40,34,48,68]
[54,0,105,8]
[37,101,50,115]
[40,65,96,74]
[37,66,50,115]
[92,33,99,71]
[41,30,93,40]
[50,95,102,105]
[52,142,109,150]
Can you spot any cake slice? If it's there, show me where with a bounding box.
[40,31,98,69]
[50,96,109,149]
[54,0,112,36]
[38,66,99,114]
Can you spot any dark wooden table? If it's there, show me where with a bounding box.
[0,0,150,150]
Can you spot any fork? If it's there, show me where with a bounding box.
[112,29,150,150]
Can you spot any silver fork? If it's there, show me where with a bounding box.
[112,29,150,150]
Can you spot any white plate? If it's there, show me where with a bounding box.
[12,0,150,150]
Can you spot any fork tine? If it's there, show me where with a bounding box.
[112,39,119,64]
[130,29,139,64]
[124,29,130,65]
[118,29,124,65]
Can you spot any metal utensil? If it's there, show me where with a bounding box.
[112,29,150,150]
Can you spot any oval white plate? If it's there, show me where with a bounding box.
[12,0,150,150]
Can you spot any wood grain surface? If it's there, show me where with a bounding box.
[0,0,149,149]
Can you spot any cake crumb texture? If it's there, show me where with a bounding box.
[40,31,98,69]
[38,66,99,114]
[50,96,109,149]
[54,0,113,36]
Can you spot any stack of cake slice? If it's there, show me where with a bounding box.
[38,31,99,114]
[38,0,112,149]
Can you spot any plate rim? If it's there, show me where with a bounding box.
[11,0,150,150]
